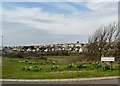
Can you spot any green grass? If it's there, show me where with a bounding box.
[2,57,120,79]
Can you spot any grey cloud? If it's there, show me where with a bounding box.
[33,19,57,23]
[2,21,88,46]
[2,21,50,35]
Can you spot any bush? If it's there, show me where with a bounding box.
[4,52,25,58]
[27,66,32,71]
[19,60,25,63]
[51,65,58,70]
[91,62,102,69]
[66,63,85,70]
[91,62,111,71]
[52,61,55,65]
[19,60,28,63]
[67,64,72,69]
[32,65,42,72]
[67,63,76,70]
[33,68,39,72]
[40,63,42,65]
[33,67,41,72]
[45,61,50,64]
[22,65,42,72]
[76,64,84,69]
[104,63,110,71]
[29,61,35,64]
[33,65,39,68]
[22,66,27,70]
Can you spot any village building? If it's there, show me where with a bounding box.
[3,42,87,53]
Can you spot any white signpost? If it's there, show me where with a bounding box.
[101,57,115,62]
[101,57,115,70]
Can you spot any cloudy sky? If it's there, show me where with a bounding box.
[1,1,118,46]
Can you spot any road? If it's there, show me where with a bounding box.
[1,78,119,84]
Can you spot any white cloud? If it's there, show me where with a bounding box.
[44,2,81,13]
[2,0,119,2]
[2,2,118,46]
[86,2,118,12]
[0,4,2,46]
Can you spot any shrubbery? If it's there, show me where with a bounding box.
[91,62,111,71]
[21,60,111,72]
[3,51,47,60]
[51,65,58,70]
[22,65,42,72]
[67,63,85,70]
[46,50,69,56]
[103,63,111,71]
[91,62,102,69]
[76,64,85,69]
[52,61,55,65]
[18,60,28,63]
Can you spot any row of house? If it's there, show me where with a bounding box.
[3,42,87,53]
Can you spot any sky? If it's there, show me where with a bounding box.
[1,1,118,46]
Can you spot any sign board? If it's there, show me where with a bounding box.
[101,57,115,61]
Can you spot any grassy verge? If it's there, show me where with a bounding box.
[2,57,119,79]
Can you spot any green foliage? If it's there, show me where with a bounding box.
[66,63,85,70]
[18,60,28,63]
[76,64,84,69]
[67,64,73,69]
[52,61,56,65]
[40,63,42,65]
[19,60,25,63]
[45,61,50,64]
[51,65,58,70]
[91,62,102,69]
[22,66,27,70]
[18,60,39,65]
[2,58,120,79]
[29,62,33,64]
[91,62,111,71]
[22,65,42,72]
[104,63,110,71]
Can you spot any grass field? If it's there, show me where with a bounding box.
[2,57,119,79]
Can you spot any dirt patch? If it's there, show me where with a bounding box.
[68,54,99,62]
[47,58,69,63]
[26,56,47,60]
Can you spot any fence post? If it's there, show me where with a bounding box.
[110,61,113,70]
[102,61,104,70]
